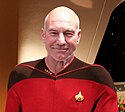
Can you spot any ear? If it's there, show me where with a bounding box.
[77,29,81,44]
[41,28,45,41]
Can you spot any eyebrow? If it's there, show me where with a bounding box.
[48,29,57,31]
[46,27,57,32]
[46,25,76,33]
[64,30,75,32]
[47,28,75,32]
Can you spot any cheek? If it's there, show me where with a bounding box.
[44,37,56,46]
[67,38,78,48]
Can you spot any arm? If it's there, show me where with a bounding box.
[5,66,25,112]
[6,88,21,112]
[94,85,118,112]
[90,65,118,112]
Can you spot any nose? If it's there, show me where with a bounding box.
[57,33,66,45]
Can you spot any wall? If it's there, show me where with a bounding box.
[0,1,18,112]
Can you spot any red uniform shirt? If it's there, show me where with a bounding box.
[6,57,118,112]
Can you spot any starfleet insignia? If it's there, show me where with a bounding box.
[75,91,84,102]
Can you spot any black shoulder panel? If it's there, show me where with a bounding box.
[58,64,115,90]
[8,59,44,90]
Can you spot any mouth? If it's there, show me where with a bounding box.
[52,47,69,52]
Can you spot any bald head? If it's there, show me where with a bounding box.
[44,6,80,30]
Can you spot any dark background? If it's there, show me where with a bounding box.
[95,1,125,82]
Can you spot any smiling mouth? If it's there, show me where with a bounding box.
[55,49,68,51]
[52,48,69,52]
[52,46,68,50]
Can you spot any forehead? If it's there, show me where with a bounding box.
[46,12,78,30]
[47,21,77,31]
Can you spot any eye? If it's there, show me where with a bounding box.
[49,31,58,36]
[64,32,75,37]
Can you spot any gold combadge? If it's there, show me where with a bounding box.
[75,91,84,102]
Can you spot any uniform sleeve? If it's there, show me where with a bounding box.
[6,88,21,112]
[6,67,23,112]
[94,85,118,112]
[90,65,118,112]
[5,60,40,112]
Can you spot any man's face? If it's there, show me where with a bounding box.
[42,12,81,61]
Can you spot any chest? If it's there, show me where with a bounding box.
[13,78,103,112]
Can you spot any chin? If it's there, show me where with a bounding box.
[53,53,73,62]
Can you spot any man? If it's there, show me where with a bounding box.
[6,6,118,112]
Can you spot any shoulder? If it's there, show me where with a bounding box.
[8,58,44,90]
[72,57,115,90]
[11,59,43,76]
[86,64,115,90]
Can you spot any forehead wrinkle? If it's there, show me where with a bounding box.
[47,24,77,33]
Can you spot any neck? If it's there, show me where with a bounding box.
[45,55,74,74]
